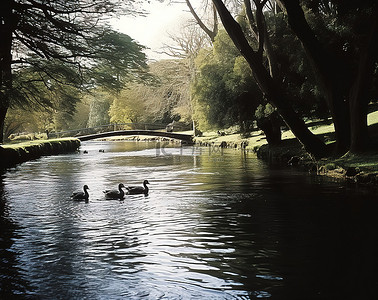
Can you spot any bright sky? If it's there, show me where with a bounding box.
[111,1,193,61]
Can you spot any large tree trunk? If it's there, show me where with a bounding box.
[0,0,14,143]
[0,105,8,143]
[349,85,369,153]
[327,90,351,154]
[257,113,282,146]
[349,7,378,153]
[212,0,328,158]
[270,91,326,156]
[279,0,353,155]
[244,0,282,144]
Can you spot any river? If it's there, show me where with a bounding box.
[1,141,377,299]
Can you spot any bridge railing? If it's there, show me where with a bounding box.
[48,123,169,139]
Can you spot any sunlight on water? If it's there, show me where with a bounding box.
[1,141,378,299]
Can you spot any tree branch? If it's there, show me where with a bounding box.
[185,0,216,42]
[277,0,338,85]
[244,0,258,39]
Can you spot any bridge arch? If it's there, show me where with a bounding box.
[77,130,193,143]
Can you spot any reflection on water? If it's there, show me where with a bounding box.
[0,176,34,297]
[1,141,378,299]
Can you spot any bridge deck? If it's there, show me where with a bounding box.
[77,130,193,142]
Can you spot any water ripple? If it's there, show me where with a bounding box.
[2,141,374,299]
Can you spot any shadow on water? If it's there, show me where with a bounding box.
[195,169,378,299]
[0,174,35,299]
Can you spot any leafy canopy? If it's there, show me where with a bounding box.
[192,30,258,131]
[5,0,150,111]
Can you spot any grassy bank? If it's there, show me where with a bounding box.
[194,130,267,150]
[0,138,80,169]
[194,110,378,184]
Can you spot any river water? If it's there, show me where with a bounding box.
[1,141,378,299]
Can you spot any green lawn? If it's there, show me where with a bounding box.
[194,109,378,175]
[2,137,79,149]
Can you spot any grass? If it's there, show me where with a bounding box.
[194,130,268,149]
[195,110,378,145]
[1,137,80,169]
[326,152,378,172]
[2,137,79,149]
[194,109,378,179]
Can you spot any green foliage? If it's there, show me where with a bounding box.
[88,29,151,91]
[263,10,329,119]
[68,99,90,130]
[233,56,253,84]
[193,57,235,129]
[10,29,149,111]
[255,104,275,120]
[0,0,151,141]
[192,31,259,131]
[86,89,112,127]
[4,108,36,139]
[8,61,88,133]
[212,30,240,63]
[11,59,81,110]
[109,85,146,124]
[147,60,192,124]
[106,59,192,127]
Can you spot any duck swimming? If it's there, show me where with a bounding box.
[126,180,150,195]
[103,183,125,199]
[71,185,89,201]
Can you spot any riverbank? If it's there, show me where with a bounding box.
[194,110,378,185]
[0,138,80,169]
[256,141,378,185]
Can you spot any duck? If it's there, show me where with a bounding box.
[71,185,89,201]
[103,183,126,199]
[126,180,150,195]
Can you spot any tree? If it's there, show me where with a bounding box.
[106,59,193,127]
[109,85,146,125]
[278,0,378,153]
[4,107,53,139]
[212,0,329,157]
[4,108,32,139]
[0,0,149,143]
[186,1,327,145]
[149,59,193,124]
[86,89,112,128]
[67,99,90,131]
[211,0,378,156]
[162,24,212,59]
[131,59,193,125]
[162,18,214,133]
[185,0,219,42]
[192,31,259,132]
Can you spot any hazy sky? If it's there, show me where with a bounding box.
[111,1,193,60]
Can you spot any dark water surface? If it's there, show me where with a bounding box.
[1,141,378,299]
